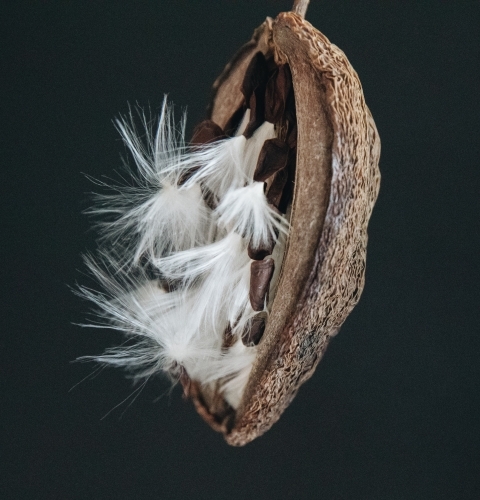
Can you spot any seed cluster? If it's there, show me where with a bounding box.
[190,52,298,349]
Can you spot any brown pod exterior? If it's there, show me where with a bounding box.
[191,12,381,445]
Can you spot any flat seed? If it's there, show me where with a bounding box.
[242,315,266,346]
[243,89,266,139]
[223,106,247,136]
[241,52,269,104]
[254,138,290,182]
[191,120,226,145]
[265,65,292,124]
[241,52,269,139]
[266,167,289,210]
[249,258,275,311]
[179,120,226,186]
[248,234,275,260]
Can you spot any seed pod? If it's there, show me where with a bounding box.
[186,9,381,445]
[83,2,380,448]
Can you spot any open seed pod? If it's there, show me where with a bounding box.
[185,8,381,445]
[83,2,380,447]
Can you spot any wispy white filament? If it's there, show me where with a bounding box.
[132,181,210,262]
[216,182,289,248]
[180,120,275,196]
[182,135,248,197]
[82,99,289,409]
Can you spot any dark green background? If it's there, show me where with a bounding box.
[2,1,479,498]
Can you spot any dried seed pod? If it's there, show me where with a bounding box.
[188,9,381,445]
[83,1,380,448]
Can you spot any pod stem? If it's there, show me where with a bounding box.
[292,0,310,18]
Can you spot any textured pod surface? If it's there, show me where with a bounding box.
[202,12,380,445]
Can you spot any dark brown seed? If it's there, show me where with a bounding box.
[191,120,226,145]
[248,234,275,260]
[265,65,292,124]
[254,138,290,182]
[183,122,223,206]
[249,258,275,311]
[241,52,269,104]
[179,120,226,186]
[223,105,247,136]
[241,52,269,139]
[243,88,266,139]
[266,167,289,210]
[242,315,266,346]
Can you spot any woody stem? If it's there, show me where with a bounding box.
[292,0,310,18]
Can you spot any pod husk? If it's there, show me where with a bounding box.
[190,11,381,446]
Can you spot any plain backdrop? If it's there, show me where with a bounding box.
[1,1,479,499]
